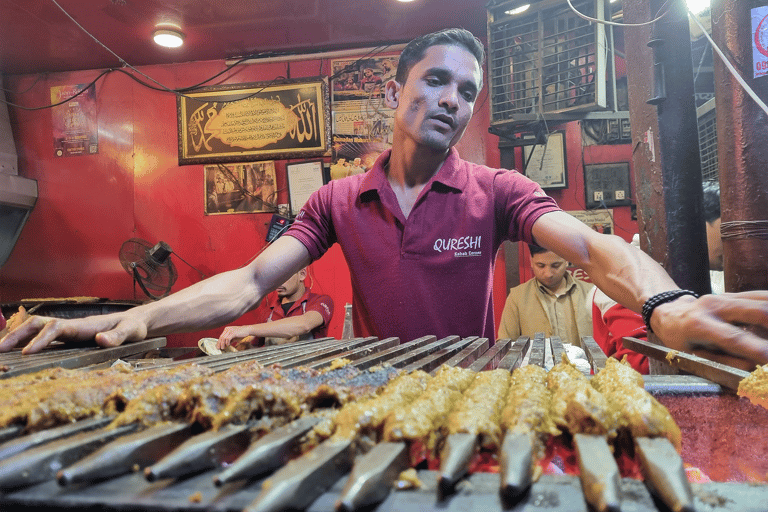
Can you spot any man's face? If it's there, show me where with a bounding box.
[706,217,723,271]
[276,270,305,299]
[386,45,482,151]
[530,251,569,292]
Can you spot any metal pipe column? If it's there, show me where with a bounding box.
[710,0,768,292]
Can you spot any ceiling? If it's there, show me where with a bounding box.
[0,0,488,76]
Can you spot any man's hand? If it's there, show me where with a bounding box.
[651,291,768,370]
[217,325,255,351]
[0,313,148,355]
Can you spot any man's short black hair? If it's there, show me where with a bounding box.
[702,181,721,224]
[395,28,485,85]
[528,244,548,257]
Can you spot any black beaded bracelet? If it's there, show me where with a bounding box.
[641,289,699,333]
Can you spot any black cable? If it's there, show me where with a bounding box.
[2,69,110,110]
[1,73,45,94]
[2,66,288,111]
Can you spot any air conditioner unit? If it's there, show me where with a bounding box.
[488,0,610,130]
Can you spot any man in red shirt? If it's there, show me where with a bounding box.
[3,29,767,371]
[216,267,333,349]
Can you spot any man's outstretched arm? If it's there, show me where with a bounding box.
[532,211,768,369]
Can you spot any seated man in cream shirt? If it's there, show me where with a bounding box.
[498,244,593,345]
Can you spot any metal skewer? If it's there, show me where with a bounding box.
[335,441,410,512]
[635,436,695,512]
[498,431,535,505]
[57,422,191,486]
[243,438,355,512]
[214,416,321,486]
[437,432,478,500]
[144,423,250,482]
[573,433,622,512]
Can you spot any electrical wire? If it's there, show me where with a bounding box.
[0,73,45,94]
[565,0,673,27]
[4,0,350,110]
[3,69,110,110]
[49,0,182,96]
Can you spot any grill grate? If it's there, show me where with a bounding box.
[0,335,766,512]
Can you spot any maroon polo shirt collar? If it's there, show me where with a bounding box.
[359,148,467,201]
[268,287,311,316]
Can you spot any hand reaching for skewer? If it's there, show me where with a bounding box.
[649,291,768,371]
[0,313,148,354]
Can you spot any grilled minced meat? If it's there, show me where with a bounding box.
[591,357,681,451]
[383,365,476,450]
[444,369,511,450]
[547,356,619,437]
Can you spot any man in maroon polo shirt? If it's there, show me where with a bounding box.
[3,28,768,371]
[216,267,333,349]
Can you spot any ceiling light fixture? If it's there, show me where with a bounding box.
[153,29,184,48]
[505,4,530,15]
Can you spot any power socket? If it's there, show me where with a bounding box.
[594,191,604,202]
[615,190,625,200]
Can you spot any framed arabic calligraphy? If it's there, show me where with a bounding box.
[177,77,331,165]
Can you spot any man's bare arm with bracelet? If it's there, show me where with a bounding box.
[532,211,768,369]
[0,236,311,354]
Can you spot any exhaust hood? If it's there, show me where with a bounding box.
[0,77,38,268]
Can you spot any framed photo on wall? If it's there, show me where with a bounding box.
[523,131,567,190]
[178,77,331,165]
[204,161,277,215]
[286,160,325,217]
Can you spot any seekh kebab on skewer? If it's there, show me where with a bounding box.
[382,364,476,449]
[591,357,681,451]
[498,363,560,501]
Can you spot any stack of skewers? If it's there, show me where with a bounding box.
[0,338,698,512]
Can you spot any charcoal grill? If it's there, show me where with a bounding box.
[0,333,766,512]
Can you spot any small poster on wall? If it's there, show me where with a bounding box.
[567,209,614,235]
[330,55,398,111]
[51,84,99,157]
[330,134,390,181]
[565,209,615,283]
[205,161,277,215]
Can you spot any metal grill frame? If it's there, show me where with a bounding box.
[1,335,767,512]
[697,97,718,182]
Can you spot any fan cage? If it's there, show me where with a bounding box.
[119,239,178,298]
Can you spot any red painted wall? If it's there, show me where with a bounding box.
[0,54,505,347]
[1,53,632,347]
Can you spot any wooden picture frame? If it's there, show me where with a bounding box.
[522,131,568,190]
[177,77,331,165]
[204,161,277,215]
[286,160,325,217]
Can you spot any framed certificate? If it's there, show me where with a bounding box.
[523,131,568,190]
[286,160,325,217]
